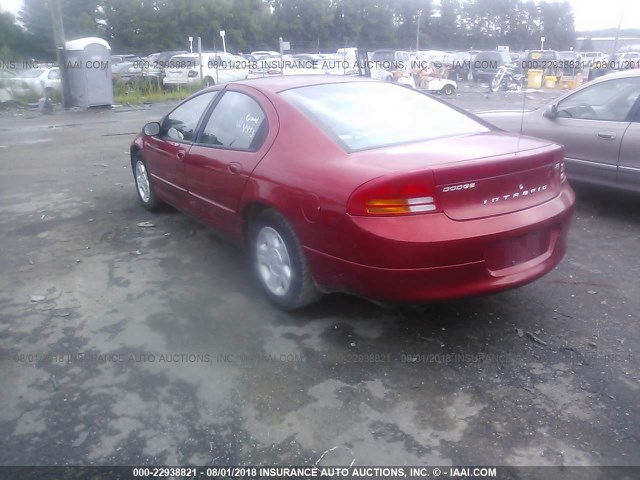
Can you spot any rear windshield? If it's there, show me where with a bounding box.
[280,82,489,152]
[168,56,198,66]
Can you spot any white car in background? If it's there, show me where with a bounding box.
[250,50,280,60]
[162,52,248,88]
[336,47,358,67]
[582,51,608,67]
[370,50,416,88]
[12,67,61,96]
[0,69,32,99]
[320,54,358,75]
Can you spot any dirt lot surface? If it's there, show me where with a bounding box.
[0,83,639,469]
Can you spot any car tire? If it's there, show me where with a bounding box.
[204,77,215,87]
[442,84,455,95]
[489,76,500,92]
[132,153,162,211]
[250,209,321,310]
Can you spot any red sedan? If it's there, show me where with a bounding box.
[131,76,575,309]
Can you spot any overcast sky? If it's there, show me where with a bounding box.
[0,0,638,32]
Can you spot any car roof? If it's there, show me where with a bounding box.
[217,74,377,94]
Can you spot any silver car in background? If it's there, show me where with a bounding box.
[479,70,640,193]
[163,52,248,88]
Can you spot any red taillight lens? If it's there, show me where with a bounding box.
[347,172,441,216]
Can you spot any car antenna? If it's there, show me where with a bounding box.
[518,67,527,154]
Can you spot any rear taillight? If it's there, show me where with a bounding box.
[347,172,441,216]
[187,70,198,78]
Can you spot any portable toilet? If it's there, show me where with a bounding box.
[64,37,113,107]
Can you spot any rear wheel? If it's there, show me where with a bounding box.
[133,153,162,211]
[250,209,320,309]
[204,76,215,87]
[441,84,455,96]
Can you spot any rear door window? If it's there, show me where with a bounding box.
[198,91,267,151]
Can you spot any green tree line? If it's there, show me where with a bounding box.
[1,0,576,60]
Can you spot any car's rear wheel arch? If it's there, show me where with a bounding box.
[242,201,273,248]
[247,207,321,309]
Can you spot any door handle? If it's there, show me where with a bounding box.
[176,150,186,160]
[228,162,241,174]
[597,131,617,140]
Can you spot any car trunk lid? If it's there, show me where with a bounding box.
[433,146,563,220]
[348,131,564,220]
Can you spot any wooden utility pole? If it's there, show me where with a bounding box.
[416,10,422,51]
[610,4,626,60]
[49,0,70,108]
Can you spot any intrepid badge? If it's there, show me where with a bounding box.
[483,185,548,205]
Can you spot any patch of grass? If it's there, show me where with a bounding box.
[113,77,204,104]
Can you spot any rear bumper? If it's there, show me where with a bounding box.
[305,186,575,302]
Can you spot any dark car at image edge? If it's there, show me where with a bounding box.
[130,76,575,309]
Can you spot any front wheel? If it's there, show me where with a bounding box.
[250,210,320,309]
[133,154,162,211]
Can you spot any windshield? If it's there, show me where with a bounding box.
[281,82,489,152]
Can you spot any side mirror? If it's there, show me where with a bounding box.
[143,122,161,136]
[543,103,558,119]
